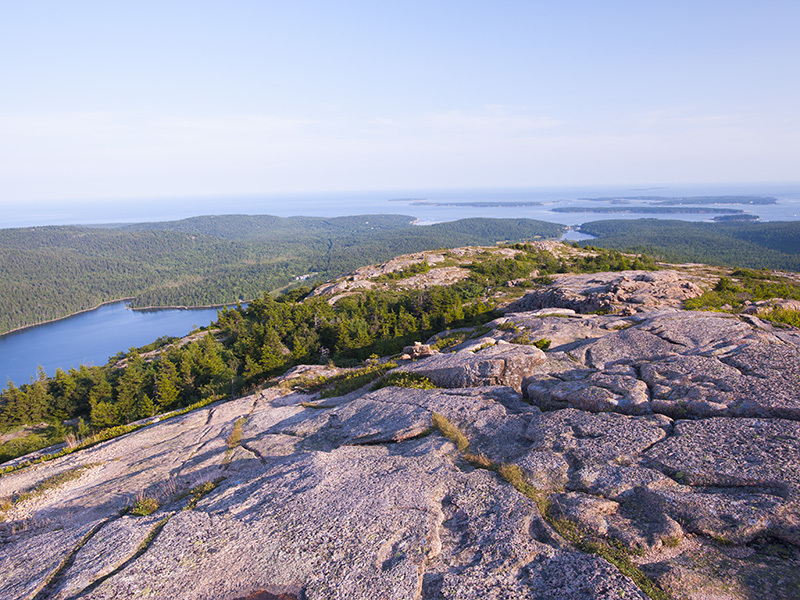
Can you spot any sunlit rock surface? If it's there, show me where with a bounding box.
[1,270,799,600]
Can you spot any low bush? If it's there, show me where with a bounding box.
[317,363,397,398]
[762,307,800,328]
[372,372,437,391]
[533,338,551,350]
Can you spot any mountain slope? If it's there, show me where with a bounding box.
[1,250,798,600]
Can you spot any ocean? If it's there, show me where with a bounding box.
[4,182,800,229]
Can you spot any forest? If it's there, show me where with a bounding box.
[0,244,653,465]
[579,219,800,271]
[5,214,800,336]
[0,215,564,335]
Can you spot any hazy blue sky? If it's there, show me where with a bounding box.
[2,1,799,205]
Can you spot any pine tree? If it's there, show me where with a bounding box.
[20,367,52,424]
[154,359,181,411]
[1,380,23,425]
[115,352,145,423]
[136,393,154,419]
[50,368,77,419]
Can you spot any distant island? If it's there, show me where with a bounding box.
[713,214,760,222]
[580,195,777,205]
[552,206,745,214]
[410,201,545,207]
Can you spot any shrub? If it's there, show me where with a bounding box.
[761,307,800,328]
[533,338,551,350]
[372,372,438,391]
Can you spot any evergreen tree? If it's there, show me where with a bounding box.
[20,368,52,424]
[115,352,146,422]
[1,380,23,425]
[154,359,181,411]
[90,400,118,429]
[50,368,77,419]
[136,393,155,419]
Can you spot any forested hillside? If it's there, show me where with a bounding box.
[0,243,652,465]
[0,215,564,334]
[580,219,800,271]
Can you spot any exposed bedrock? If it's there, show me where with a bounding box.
[1,281,799,599]
[505,270,705,314]
[519,311,800,420]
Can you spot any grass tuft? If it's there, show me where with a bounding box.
[130,492,160,516]
[431,412,470,454]
[431,332,469,351]
[300,401,336,409]
[185,478,223,510]
[227,417,246,449]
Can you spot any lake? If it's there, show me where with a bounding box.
[0,302,221,386]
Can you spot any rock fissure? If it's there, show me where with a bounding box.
[29,517,117,600]
[240,443,267,464]
[62,514,174,600]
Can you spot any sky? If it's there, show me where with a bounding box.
[1,0,799,206]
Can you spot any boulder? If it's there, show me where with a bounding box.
[397,343,546,392]
[401,341,436,359]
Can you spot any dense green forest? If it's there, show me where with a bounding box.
[6,213,800,336]
[579,219,800,271]
[0,215,564,334]
[0,244,653,465]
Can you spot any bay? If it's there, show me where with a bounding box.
[0,302,221,386]
[4,183,800,229]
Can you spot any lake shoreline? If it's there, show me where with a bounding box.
[0,299,237,339]
[130,302,237,312]
[0,298,136,339]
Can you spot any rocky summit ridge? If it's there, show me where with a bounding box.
[1,246,800,600]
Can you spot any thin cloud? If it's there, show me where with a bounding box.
[632,108,739,128]
[363,107,563,138]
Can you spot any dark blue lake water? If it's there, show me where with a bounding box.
[0,302,221,386]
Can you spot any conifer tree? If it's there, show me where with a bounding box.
[154,359,181,411]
